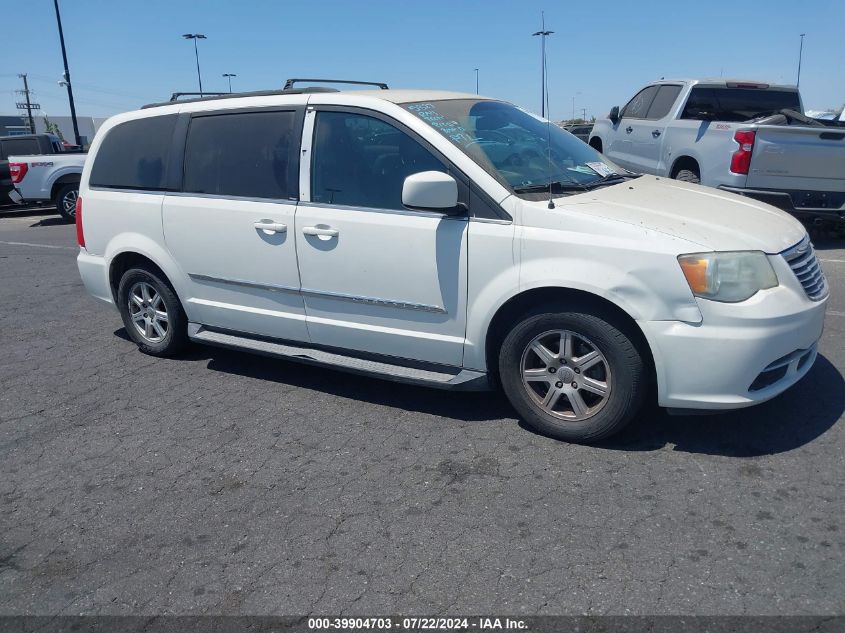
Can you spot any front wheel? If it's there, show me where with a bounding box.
[53,182,80,223]
[499,308,647,443]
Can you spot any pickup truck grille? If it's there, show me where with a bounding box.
[781,238,828,301]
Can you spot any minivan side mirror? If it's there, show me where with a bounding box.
[402,171,460,213]
[608,106,620,123]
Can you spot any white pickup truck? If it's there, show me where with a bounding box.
[589,80,845,230]
[8,151,87,222]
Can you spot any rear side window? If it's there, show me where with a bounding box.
[89,115,177,190]
[681,87,802,121]
[646,85,682,119]
[1,138,39,157]
[183,111,298,200]
[621,85,659,119]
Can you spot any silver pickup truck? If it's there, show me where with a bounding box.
[589,79,845,229]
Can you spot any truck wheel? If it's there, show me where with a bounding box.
[53,182,80,223]
[117,267,188,357]
[674,169,700,184]
[498,308,646,443]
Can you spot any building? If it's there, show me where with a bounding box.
[0,114,107,146]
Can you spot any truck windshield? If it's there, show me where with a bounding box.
[402,99,624,197]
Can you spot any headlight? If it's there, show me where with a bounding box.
[678,251,778,303]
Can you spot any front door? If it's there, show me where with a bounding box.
[162,107,310,342]
[294,108,468,367]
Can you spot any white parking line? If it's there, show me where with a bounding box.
[0,240,77,251]
[829,311,845,318]
[820,259,845,264]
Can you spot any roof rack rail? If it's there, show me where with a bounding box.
[141,87,339,109]
[169,91,229,102]
[283,78,389,90]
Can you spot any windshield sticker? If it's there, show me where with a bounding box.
[585,162,615,177]
[406,102,474,145]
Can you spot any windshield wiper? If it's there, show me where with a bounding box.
[513,181,588,194]
[581,173,636,189]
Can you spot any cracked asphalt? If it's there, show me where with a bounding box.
[1,208,843,616]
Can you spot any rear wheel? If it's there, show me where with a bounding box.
[674,168,700,184]
[53,182,79,223]
[117,267,188,357]
[499,308,646,443]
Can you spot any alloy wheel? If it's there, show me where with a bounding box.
[127,281,169,343]
[61,189,78,218]
[520,329,612,421]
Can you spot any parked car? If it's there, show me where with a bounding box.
[589,80,845,229]
[76,83,828,443]
[8,150,87,222]
[0,134,65,206]
[562,122,593,143]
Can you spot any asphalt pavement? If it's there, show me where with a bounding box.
[1,207,843,616]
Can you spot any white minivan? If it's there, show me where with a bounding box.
[76,83,829,443]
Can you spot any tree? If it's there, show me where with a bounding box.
[42,114,65,142]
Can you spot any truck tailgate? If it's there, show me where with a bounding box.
[747,125,845,192]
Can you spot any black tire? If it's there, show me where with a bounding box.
[117,267,188,357]
[53,182,80,223]
[498,307,646,443]
[589,138,603,153]
[674,168,700,184]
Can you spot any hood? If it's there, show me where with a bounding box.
[561,176,805,253]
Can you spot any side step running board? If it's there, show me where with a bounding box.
[188,324,490,391]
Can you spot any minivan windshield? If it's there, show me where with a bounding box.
[402,99,627,198]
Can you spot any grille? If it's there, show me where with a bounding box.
[781,238,828,301]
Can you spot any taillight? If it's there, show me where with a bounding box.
[75,196,85,248]
[730,130,756,175]
[9,162,27,184]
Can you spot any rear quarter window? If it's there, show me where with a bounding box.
[681,87,802,121]
[0,138,40,157]
[89,115,177,190]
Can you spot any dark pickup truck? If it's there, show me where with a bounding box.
[0,134,65,205]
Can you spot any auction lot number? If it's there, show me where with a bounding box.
[308,618,474,630]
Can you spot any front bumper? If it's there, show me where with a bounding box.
[718,185,845,225]
[640,262,828,410]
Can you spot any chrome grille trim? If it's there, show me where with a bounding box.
[781,237,829,301]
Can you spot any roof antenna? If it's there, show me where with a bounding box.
[542,11,555,210]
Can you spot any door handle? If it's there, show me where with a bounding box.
[652,129,662,138]
[625,126,633,133]
[254,221,287,234]
[302,226,339,238]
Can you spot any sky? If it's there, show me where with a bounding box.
[2,0,843,123]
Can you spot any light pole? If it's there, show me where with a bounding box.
[571,91,581,121]
[182,33,207,96]
[532,12,553,118]
[52,0,80,146]
[474,68,479,94]
[797,33,806,87]
[222,73,237,93]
